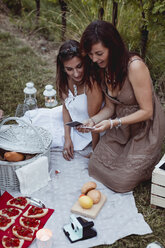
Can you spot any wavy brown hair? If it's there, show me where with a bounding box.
[56,40,92,100]
[80,20,136,89]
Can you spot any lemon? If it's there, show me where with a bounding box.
[78,195,93,209]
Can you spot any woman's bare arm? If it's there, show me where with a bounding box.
[61,92,72,139]
[89,94,115,125]
[119,60,153,125]
[86,81,103,149]
[61,93,74,160]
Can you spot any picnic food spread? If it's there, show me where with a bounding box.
[0,192,54,248]
[81,181,97,194]
[80,181,101,208]
[4,152,25,162]
[79,195,93,209]
[0,215,15,231]
[87,189,101,204]
[71,181,107,219]
[0,208,22,219]
[0,149,35,163]
[12,225,35,241]
[23,206,48,218]
[2,235,24,248]
[7,197,30,209]
[19,217,40,230]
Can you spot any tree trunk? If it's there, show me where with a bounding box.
[98,7,104,20]
[59,0,67,41]
[0,0,9,14]
[139,0,149,58]
[140,27,148,58]
[112,0,118,27]
[14,0,22,16]
[35,0,40,26]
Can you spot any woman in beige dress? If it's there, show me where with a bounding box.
[79,20,165,193]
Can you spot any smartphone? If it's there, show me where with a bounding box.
[80,126,95,130]
[159,162,165,171]
[65,121,83,127]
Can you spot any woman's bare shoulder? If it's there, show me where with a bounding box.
[128,56,151,87]
[128,56,148,74]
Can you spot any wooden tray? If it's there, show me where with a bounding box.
[71,193,107,219]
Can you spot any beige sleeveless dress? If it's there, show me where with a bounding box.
[88,60,165,193]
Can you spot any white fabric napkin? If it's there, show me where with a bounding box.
[16,156,51,195]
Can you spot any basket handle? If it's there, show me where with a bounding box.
[0,117,45,153]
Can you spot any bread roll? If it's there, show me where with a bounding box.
[4,152,24,162]
[87,189,101,204]
[81,181,97,194]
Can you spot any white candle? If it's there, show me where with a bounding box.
[36,228,52,248]
[47,99,55,103]
[40,234,50,241]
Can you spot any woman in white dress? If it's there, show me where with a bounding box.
[31,40,103,160]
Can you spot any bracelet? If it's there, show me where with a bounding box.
[109,119,113,129]
[116,118,122,129]
[90,118,95,125]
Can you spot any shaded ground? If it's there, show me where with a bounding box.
[0,13,59,74]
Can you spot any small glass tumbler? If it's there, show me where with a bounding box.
[36,228,53,248]
[15,104,29,118]
[15,103,31,126]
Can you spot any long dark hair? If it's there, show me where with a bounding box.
[56,40,84,99]
[80,20,133,89]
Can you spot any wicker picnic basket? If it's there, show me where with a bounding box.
[0,117,52,192]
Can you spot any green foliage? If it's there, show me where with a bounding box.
[3,0,22,15]
[81,0,104,16]
[13,0,62,41]
[143,0,165,27]
[117,1,141,51]
[21,0,36,13]
[63,0,95,40]
[121,0,165,28]
[115,1,165,82]
[0,31,54,116]
[3,0,20,9]
[145,27,165,82]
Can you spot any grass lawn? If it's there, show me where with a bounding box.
[0,32,55,116]
[0,30,165,248]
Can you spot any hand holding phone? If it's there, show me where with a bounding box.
[65,121,95,131]
[80,126,95,130]
[65,121,83,127]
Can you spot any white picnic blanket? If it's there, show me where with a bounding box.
[11,147,152,247]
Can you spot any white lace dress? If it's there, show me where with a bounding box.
[29,90,92,150]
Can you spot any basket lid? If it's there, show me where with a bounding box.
[0,117,52,154]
